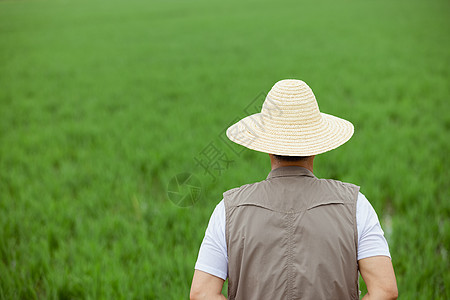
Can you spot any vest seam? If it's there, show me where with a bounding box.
[224,200,235,300]
[286,211,295,300]
[353,187,360,299]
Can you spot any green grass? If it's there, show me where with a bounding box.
[1,0,449,298]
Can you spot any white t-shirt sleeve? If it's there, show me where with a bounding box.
[194,200,228,280]
[194,192,391,279]
[356,192,391,260]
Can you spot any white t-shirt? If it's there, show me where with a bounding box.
[195,192,391,280]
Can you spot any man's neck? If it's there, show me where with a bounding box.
[269,154,315,173]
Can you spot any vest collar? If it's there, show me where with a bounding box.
[266,166,316,179]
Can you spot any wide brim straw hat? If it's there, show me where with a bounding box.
[226,79,354,156]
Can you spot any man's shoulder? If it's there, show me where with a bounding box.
[319,177,360,189]
[223,180,263,199]
[317,177,361,203]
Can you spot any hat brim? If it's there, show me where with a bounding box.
[226,112,354,156]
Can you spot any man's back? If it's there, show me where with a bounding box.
[224,166,359,300]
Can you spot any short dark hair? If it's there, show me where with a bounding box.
[273,155,311,162]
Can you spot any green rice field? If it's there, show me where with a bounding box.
[1,0,449,298]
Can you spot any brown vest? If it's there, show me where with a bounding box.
[224,166,360,300]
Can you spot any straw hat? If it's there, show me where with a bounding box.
[226,79,354,156]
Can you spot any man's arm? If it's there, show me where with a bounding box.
[190,270,226,300]
[359,256,398,300]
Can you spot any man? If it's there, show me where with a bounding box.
[190,79,398,299]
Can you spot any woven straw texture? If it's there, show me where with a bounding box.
[226,79,354,156]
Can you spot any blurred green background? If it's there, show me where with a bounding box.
[1,0,449,298]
